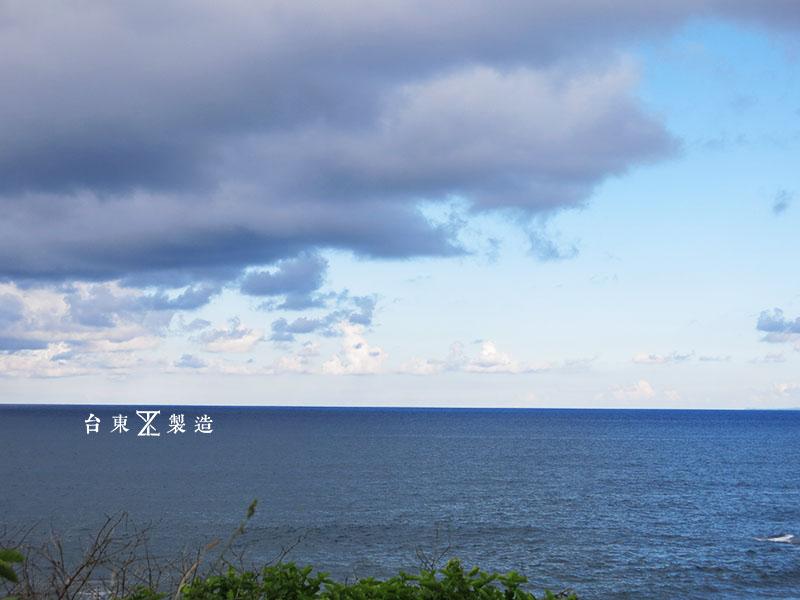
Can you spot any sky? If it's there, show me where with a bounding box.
[1,0,799,408]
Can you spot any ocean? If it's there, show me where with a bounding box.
[1,406,799,599]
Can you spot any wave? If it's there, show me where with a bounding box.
[754,534,799,544]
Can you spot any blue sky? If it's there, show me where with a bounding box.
[1,2,798,408]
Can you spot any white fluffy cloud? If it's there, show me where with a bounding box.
[0,282,166,377]
[322,322,387,375]
[400,340,583,375]
[463,341,523,373]
[274,341,320,374]
[612,380,657,401]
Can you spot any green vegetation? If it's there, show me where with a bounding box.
[1,502,576,600]
[168,558,575,600]
[0,547,23,600]
[0,549,24,584]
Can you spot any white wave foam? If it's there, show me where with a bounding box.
[755,534,796,544]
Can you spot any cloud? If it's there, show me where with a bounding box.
[0,293,25,325]
[0,283,171,376]
[463,340,524,373]
[528,228,579,261]
[402,357,448,376]
[241,252,328,309]
[0,1,719,284]
[0,293,47,352]
[274,341,320,374]
[772,189,792,214]
[63,282,217,331]
[773,382,800,395]
[198,318,264,353]
[698,354,730,362]
[0,336,48,352]
[302,61,675,213]
[0,339,157,378]
[173,316,212,333]
[756,308,800,332]
[400,341,587,375]
[401,342,468,375]
[720,0,800,31]
[322,322,387,374]
[270,317,325,342]
[754,352,786,364]
[632,351,692,364]
[348,296,377,326]
[2,1,798,379]
[143,284,221,311]
[3,1,795,286]
[268,294,378,341]
[612,380,657,401]
[174,354,207,369]
[756,308,800,343]
[0,342,88,378]
[87,337,162,353]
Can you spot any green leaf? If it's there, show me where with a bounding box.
[0,560,20,584]
[0,550,23,563]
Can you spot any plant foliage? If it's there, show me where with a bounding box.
[0,548,24,600]
[176,559,576,600]
[1,501,577,600]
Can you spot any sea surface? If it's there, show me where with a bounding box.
[1,406,799,599]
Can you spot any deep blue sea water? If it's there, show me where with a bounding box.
[1,406,799,599]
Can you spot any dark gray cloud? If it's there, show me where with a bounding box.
[120,266,243,289]
[143,284,221,311]
[241,252,327,300]
[720,0,800,30]
[270,317,326,342]
[0,192,456,282]
[1,1,796,283]
[242,252,334,310]
[269,295,378,341]
[0,336,48,352]
[757,308,800,343]
[277,293,330,311]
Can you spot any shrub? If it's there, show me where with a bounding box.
[2,501,577,600]
[175,559,576,600]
